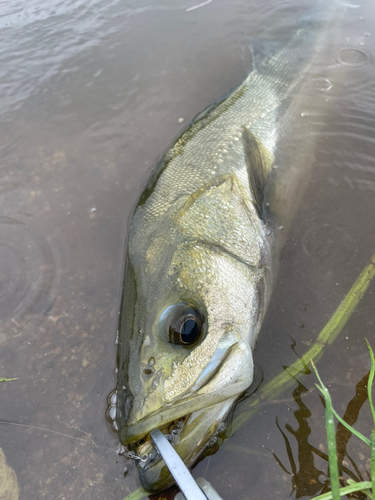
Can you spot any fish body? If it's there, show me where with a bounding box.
[115,14,332,493]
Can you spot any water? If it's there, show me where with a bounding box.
[0,0,375,499]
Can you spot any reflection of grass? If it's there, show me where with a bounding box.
[311,340,375,500]
[122,253,375,500]
[0,377,18,382]
[273,371,372,497]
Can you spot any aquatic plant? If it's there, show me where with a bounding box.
[311,340,375,500]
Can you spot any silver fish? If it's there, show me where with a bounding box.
[114,11,335,493]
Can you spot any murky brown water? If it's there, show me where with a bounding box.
[1,1,375,499]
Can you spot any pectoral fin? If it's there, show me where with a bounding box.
[242,127,273,218]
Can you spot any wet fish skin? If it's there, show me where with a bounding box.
[116,19,328,493]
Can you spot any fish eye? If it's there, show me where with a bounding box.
[159,303,203,347]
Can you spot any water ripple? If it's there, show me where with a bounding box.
[0,217,55,321]
[0,0,142,116]
[301,224,353,261]
[337,47,371,66]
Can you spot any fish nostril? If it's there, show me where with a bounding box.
[144,368,152,375]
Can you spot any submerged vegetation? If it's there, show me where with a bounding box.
[311,341,375,500]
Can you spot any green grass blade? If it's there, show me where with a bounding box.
[362,490,374,500]
[347,479,373,499]
[371,429,375,498]
[330,406,370,447]
[365,339,375,427]
[311,363,340,500]
[313,481,372,500]
[365,339,375,498]
[361,490,373,500]
[0,377,18,382]
[122,487,149,500]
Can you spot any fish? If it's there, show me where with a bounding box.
[113,8,338,493]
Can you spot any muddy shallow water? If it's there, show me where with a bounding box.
[1,1,375,499]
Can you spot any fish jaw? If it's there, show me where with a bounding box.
[136,398,237,493]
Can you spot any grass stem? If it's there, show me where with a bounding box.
[311,361,340,500]
[313,481,372,500]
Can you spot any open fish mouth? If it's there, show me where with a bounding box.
[126,415,189,466]
[106,390,190,465]
[135,400,235,492]
[107,391,235,491]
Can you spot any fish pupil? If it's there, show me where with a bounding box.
[160,303,203,346]
[180,318,199,344]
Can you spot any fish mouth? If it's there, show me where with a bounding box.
[134,410,216,493]
[120,370,248,447]
[127,398,237,493]
[107,393,192,476]
[127,414,190,464]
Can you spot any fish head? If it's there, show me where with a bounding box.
[116,173,270,492]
